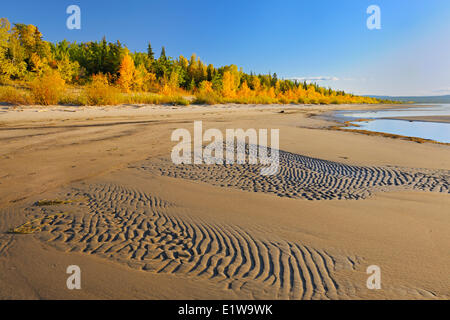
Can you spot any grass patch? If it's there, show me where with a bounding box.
[83,75,121,106]
[36,199,73,206]
[10,213,66,234]
[35,197,86,206]
[0,85,34,105]
[124,92,190,105]
[193,92,223,105]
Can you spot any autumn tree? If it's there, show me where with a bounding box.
[221,65,240,98]
[222,71,236,98]
[199,80,213,93]
[117,53,135,92]
[0,18,14,81]
[237,81,251,98]
[249,75,261,92]
[133,64,157,92]
[0,18,385,106]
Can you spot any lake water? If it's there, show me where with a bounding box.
[333,104,450,143]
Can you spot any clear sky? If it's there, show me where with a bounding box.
[3,0,450,96]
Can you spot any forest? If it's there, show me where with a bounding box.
[0,18,388,106]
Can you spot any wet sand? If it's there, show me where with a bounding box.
[384,115,450,123]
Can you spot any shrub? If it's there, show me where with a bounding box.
[83,74,121,105]
[0,85,33,105]
[59,90,88,106]
[166,95,190,106]
[278,97,290,104]
[297,97,305,104]
[29,72,66,105]
[193,91,222,105]
[329,98,339,104]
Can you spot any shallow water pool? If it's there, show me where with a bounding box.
[334,104,450,143]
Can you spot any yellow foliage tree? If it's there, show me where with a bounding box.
[199,80,213,94]
[178,55,188,70]
[117,53,135,92]
[237,81,251,98]
[56,55,80,83]
[267,87,276,99]
[30,53,47,76]
[249,76,260,92]
[222,71,237,98]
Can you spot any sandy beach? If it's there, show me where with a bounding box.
[0,103,449,300]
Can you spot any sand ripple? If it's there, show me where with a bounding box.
[139,148,450,200]
[26,183,358,299]
[14,179,444,299]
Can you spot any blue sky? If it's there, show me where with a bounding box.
[3,0,450,96]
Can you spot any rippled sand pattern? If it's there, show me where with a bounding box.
[16,181,443,299]
[26,183,362,299]
[12,148,449,299]
[139,148,450,200]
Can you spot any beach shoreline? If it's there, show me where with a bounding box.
[383,115,450,123]
[318,104,450,144]
[0,103,449,300]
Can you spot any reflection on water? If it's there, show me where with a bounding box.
[346,119,450,143]
[334,104,450,143]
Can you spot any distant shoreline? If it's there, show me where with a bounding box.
[382,115,450,124]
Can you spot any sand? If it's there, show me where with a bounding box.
[384,115,450,123]
[0,103,449,300]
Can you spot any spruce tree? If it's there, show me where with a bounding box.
[159,46,167,61]
[147,42,154,61]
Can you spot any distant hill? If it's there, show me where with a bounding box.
[368,95,450,104]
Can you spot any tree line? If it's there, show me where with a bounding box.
[0,18,387,105]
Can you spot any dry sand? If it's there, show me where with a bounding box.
[0,103,449,300]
